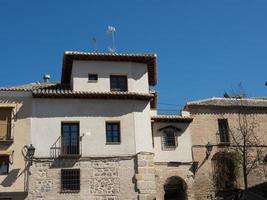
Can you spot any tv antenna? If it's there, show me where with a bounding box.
[91,37,98,52]
[106,25,116,53]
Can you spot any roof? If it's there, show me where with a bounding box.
[0,82,154,100]
[151,115,193,123]
[32,90,153,100]
[0,82,62,92]
[186,97,267,108]
[61,51,157,86]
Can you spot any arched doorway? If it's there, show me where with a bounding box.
[212,152,240,192]
[164,176,187,200]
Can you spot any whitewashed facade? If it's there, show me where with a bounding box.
[0,52,193,200]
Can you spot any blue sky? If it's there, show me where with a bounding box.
[0,1,267,111]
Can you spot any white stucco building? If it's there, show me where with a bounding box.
[0,52,194,200]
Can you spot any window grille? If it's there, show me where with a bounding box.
[162,130,177,150]
[218,119,230,143]
[61,169,80,192]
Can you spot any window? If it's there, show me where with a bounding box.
[106,122,121,143]
[110,75,127,92]
[88,74,98,82]
[61,169,80,192]
[61,123,80,156]
[218,119,230,143]
[163,130,177,150]
[0,156,9,175]
[159,126,180,151]
[0,108,12,141]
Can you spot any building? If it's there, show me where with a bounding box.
[0,52,194,200]
[185,97,267,200]
[0,51,266,200]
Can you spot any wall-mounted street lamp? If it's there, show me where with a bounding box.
[205,142,213,158]
[26,144,35,166]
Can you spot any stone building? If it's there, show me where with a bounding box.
[185,98,267,200]
[0,51,266,200]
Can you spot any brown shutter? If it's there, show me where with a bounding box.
[0,108,12,140]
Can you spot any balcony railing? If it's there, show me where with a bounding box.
[0,123,14,143]
[50,136,82,158]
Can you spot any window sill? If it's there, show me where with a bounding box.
[59,154,81,158]
[106,142,121,145]
[110,89,128,92]
[0,139,13,144]
[217,142,230,146]
[60,190,80,193]
[162,147,177,151]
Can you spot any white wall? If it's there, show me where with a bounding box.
[134,102,154,153]
[31,98,152,157]
[152,122,192,163]
[71,60,149,93]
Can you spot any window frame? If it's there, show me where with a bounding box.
[61,169,80,193]
[105,122,121,144]
[88,74,98,82]
[0,107,13,141]
[110,75,128,92]
[162,130,178,151]
[218,119,230,144]
[61,122,80,156]
[0,156,9,175]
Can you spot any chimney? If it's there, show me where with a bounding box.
[43,74,50,83]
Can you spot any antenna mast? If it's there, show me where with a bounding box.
[91,37,98,52]
[107,25,116,53]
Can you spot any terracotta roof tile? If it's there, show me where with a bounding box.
[186,97,267,108]
[151,115,193,123]
[61,51,157,86]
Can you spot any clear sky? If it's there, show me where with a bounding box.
[0,1,267,111]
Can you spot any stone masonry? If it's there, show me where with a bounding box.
[135,152,156,200]
[27,157,138,200]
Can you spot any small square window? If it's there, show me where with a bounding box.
[0,156,9,175]
[110,75,127,91]
[61,169,80,192]
[88,74,98,82]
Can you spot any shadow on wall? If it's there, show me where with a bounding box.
[248,182,267,198]
[1,168,20,187]
[16,99,148,119]
[50,158,78,169]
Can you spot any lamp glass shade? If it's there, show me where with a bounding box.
[205,142,213,153]
[27,144,35,157]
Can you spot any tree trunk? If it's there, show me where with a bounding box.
[243,138,248,190]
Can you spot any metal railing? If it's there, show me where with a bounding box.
[50,136,82,158]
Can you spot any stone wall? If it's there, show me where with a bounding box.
[27,157,138,200]
[188,108,267,200]
[135,152,156,200]
[154,163,194,200]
